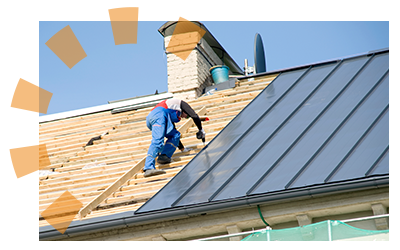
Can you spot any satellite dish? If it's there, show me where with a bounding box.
[254,33,266,74]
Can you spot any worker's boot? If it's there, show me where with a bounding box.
[157,154,172,164]
[144,169,166,178]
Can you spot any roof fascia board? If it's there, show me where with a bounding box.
[39,92,173,124]
[107,91,169,104]
[39,175,388,240]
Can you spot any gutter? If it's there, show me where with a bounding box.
[39,175,388,240]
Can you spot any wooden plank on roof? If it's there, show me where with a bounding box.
[77,106,207,219]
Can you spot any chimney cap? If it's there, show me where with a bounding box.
[158,21,244,76]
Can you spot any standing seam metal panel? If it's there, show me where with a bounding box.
[172,67,314,206]
[283,53,389,190]
[210,59,334,200]
[324,71,389,183]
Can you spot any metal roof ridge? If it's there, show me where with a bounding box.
[108,91,168,104]
[237,47,389,80]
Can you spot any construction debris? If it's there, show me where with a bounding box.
[84,131,109,147]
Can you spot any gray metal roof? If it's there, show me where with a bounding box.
[135,49,389,214]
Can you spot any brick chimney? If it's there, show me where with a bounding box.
[163,33,224,101]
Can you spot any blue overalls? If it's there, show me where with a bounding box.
[144,106,181,171]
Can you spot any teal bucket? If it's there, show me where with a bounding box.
[210,65,230,84]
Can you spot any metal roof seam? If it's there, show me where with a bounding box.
[284,54,376,189]
[242,62,344,195]
[325,98,389,182]
[209,62,341,201]
[323,70,389,183]
[206,71,316,201]
[365,145,389,176]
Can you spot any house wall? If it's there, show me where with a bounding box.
[164,34,223,101]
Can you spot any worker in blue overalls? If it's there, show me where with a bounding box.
[143,98,205,178]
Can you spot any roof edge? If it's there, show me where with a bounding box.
[39,175,388,240]
[39,92,173,124]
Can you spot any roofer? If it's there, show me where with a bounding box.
[143,98,206,177]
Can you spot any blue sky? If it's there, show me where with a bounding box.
[40,21,389,115]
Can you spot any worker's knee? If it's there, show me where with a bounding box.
[148,140,164,158]
[168,130,181,143]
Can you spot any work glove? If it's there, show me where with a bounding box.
[180,147,192,153]
[196,128,206,140]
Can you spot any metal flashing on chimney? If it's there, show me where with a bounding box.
[203,78,237,94]
[158,21,244,76]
